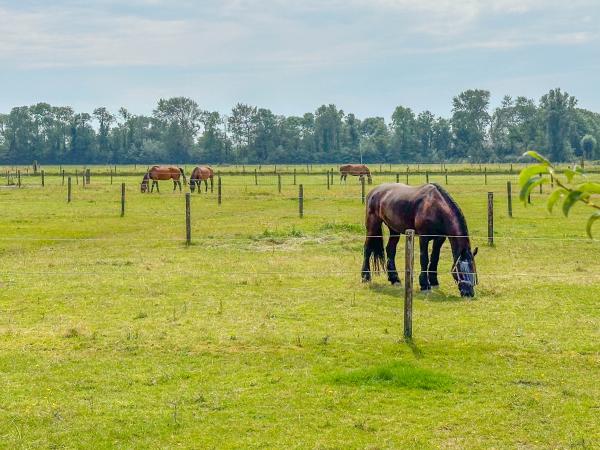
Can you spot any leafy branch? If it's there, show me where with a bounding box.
[519,151,600,238]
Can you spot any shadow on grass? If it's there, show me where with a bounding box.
[327,361,453,391]
[368,282,467,303]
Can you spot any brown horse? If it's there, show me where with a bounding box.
[340,164,372,184]
[189,166,214,193]
[362,183,478,297]
[140,166,187,193]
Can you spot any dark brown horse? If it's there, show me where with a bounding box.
[362,183,478,297]
[189,166,214,193]
[340,164,372,184]
[141,166,186,193]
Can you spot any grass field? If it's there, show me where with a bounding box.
[1,166,599,448]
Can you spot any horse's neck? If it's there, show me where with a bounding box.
[446,221,470,260]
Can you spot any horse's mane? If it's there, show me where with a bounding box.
[431,183,469,236]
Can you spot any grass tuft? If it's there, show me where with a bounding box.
[328,362,453,391]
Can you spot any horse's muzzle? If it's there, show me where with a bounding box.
[459,281,475,298]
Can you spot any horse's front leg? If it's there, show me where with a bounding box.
[428,237,446,288]
[204,179,208,192]
[419,237,431,291]
[179,180,182,192]
[386,232,401,285]
[155,181,159,193]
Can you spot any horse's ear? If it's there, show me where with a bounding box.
[473,247,478,257]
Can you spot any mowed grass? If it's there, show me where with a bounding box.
[0,167,599,449]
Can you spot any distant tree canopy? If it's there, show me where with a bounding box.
[1,89,600,164]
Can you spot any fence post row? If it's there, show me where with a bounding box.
[361,177,366,205]
[488,192,494,246]
[121,183,126,217]
[217,176,222,205]
[507,181,513,218]
[404,229,415,339]
[298,184,304,218]
[185,193,191,245]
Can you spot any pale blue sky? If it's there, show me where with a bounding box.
[1,0,599,118]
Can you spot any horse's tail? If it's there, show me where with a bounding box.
[179,167,187,185]
[365,191,385,273]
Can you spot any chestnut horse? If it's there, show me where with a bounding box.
[361,183,478,297]
[340,164,372,184]
[189,166,214,193]
[140,166,186,193]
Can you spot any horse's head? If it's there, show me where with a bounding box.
[189,180,196,192]
[452,247,478,297]
[140,174,149,193]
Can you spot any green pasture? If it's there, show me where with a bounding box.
[0,167,599,448]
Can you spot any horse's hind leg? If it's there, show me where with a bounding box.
[428,237,446,288]
[386,231,401,285]
[419,237,431,291]
[204,179,208,192]
[155,181,160,193]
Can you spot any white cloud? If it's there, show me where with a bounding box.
[0,0,598,71]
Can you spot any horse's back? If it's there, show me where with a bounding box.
[340,164,369,175]
[367,183,440,233]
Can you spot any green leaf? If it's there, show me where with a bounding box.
[547,188,567,213]
[576,182,600,195]
[562,190,589,217]
[519,176,548,204]
[586,211,600,238]
[518,164,549,188]
[523,151,551,166]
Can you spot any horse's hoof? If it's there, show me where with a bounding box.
[430,285,440,290]
[362,277,371,283]
[420,286,432,292]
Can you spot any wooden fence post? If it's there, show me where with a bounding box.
[110,169,113,185]
[278,174,282,193]
[484,167,488,185]
[327,171,330,190]
[425,171,429,184]
[67,177,72,203]
[406,167,409,184]
[254,169,258,185]
[445,169,448,185]
[299,184,304,218]
[330,168,334,185]
[293,168,297,185]
[185,193,191,245]
[86,168,90,185]
[404,229,414,339]
[361,177,366,204]
[75,169,79,185]
[488,192,494,246]
[41,170,45,187]
[217,176,222,205]
[62,169,65,185]
[121,183,125,217]
[396,173,400,183]
[17,170,21,188]
[507,181,513,218]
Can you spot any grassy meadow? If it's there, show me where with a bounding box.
[0,164,599,448]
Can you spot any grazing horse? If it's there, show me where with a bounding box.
[140,166,186,193]
[189,166,214,193]
[361,183,478,297]
[340,164,372,184]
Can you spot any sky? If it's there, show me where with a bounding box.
[1,0,599,119]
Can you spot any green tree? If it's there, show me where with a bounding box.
[539,88,577,161]
[390,106,417,161]
[153,97,201,162]
[451,89,491,161]
[581,134,597,160]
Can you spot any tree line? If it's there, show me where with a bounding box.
[0,88,598,165]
